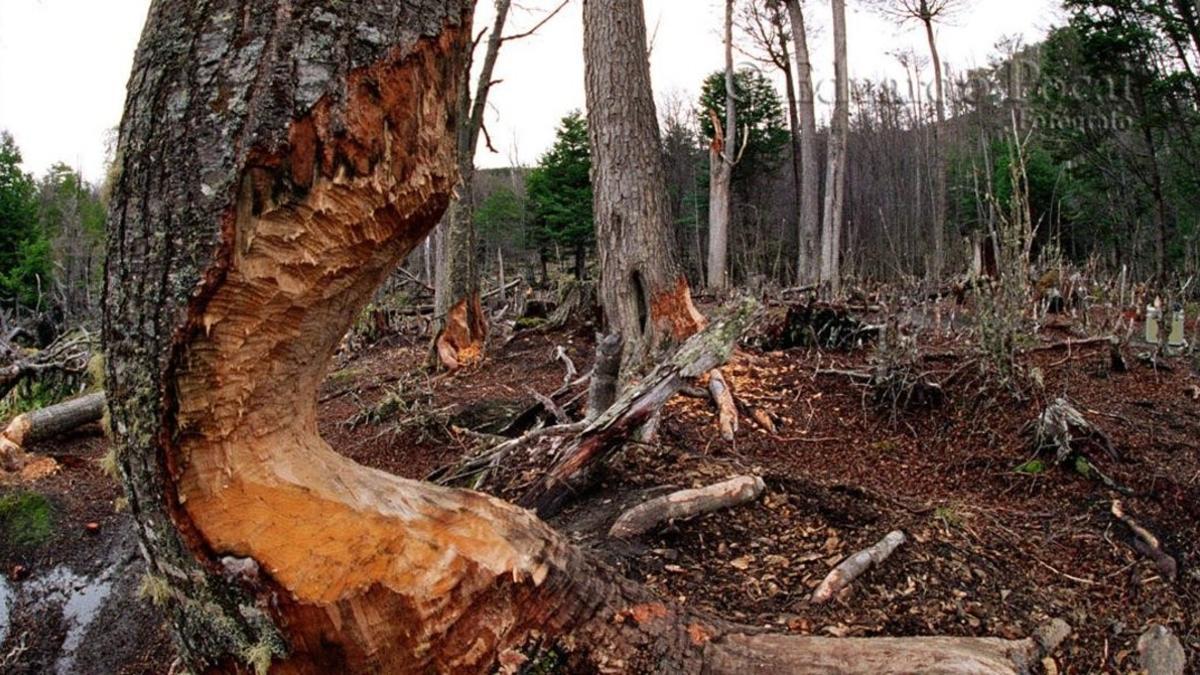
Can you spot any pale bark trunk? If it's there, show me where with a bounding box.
[706,0,738,290]
[923,12,947,281]
[584,0,705,383]
[785,0,822,286]
[820,0,850,295]
[102,2,1071,671]
[609,475,764,539]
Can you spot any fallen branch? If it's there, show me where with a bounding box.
[707,368,738,441]
[1021,335,1116,355]
[527,387,569,425]
[518,298,758,518]
[554,345,577,387]
[608,475,764,538]
[811,530,907,604]
[735,395,777,434]
[707,619,1071,674]
[1112,500,1178,581]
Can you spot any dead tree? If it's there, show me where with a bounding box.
[0,329,94,400]
[821,0,850,295]
[434,0,567,370]
[519,299,758,517]
[102,3,1073,671]
[584,0,706,382]
[707,0,739,290]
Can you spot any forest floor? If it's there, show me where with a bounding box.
[1,300,1198,673]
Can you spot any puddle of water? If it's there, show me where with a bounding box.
[6,562,118,673]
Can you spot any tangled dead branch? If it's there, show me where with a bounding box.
[0,329,96,401]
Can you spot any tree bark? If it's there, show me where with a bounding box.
[707,0,739,290]
[584,0,705,383]
[820,0,850,295]
[103,2,1072,671]
[785,0,822,286]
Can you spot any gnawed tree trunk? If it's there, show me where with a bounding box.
[820,0,850,295]
[706,0,738,290]
[433,0,518,370]
[707,367,738,441]
[784,0,821,286]
[103,2,1074,672]
[1,391,104,455]
[584,0,705,383]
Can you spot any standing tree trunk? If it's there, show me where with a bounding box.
[785,0,822,286]
[433,0,519,370]
[706,0,738,290]
[103,1,1072,672]
[922,9,948,282]
[820,0,850,295]
[584,0,705,382]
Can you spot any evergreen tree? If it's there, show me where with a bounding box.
[0,132,51,310]
[698,68,790,182]
[526,111,594,279]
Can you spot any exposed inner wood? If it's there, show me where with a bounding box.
[163,27,599,672]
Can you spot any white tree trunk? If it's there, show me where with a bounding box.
[820,0,849,295]
[706,0,738,290]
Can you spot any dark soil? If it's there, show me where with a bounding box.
[2,305,1198,673]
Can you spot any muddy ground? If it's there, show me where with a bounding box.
[2,302,1198,673]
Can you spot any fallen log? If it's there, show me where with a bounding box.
[707,368,738,441]
[811,529,907,604]
[1112,500,1178,581]
[518,298,758,518]
[706,618,1071,675]
[608,475,764,538]
[1,391,105,479]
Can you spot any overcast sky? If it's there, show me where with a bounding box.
[0,0,1061,184]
